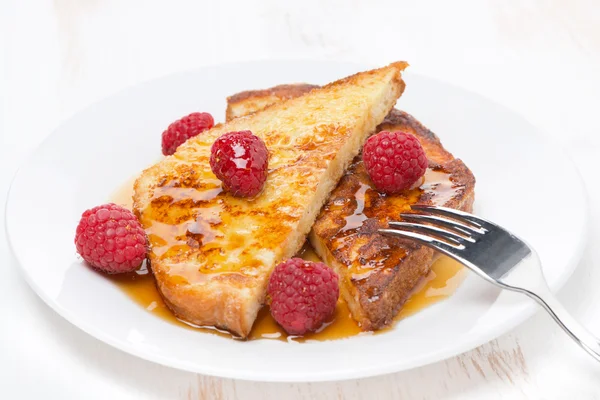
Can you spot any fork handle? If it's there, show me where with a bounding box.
[523,286,600,362]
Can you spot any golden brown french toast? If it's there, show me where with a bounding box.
[227,84,475,331]
[133,62,408,337]
[226,84,319,121]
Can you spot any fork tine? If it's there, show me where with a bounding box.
[410,205,493,231]
[399,213,485,235]
[379,228,464,253]
[387,221,475,244]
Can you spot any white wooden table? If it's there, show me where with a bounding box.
[2,1,600,398]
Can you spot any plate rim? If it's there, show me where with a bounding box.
[4,59,590,382]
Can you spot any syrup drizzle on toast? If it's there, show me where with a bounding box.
[109,175,465,341]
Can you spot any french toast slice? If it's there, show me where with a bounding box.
[133,62,408,337]
[227,84,475,331]
[226,83,319,121]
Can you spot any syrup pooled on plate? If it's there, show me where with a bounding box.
[398,255,465,319]
[111,176,136,210]
[109,177,466,341]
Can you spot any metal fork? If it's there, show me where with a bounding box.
[380,205,600,362]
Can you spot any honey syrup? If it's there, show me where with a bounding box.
[109,178,466,341]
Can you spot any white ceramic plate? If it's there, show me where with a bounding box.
[5,60,588,382]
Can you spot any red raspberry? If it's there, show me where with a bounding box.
[74,203,147,274]
[363,131,428,193]
[268,258,339,335]
[161,112,214,155]
[210,130,269,197]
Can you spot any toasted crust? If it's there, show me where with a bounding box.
[311,111,475,329]
[227,85,475,331]
[226,84,319,121]
[134,62,408,337]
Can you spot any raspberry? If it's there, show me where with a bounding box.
[210,130,269,197]
[268,258,339,335]
[74,203,147,274]
[363,131,428,193]
[161,112,214,155]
